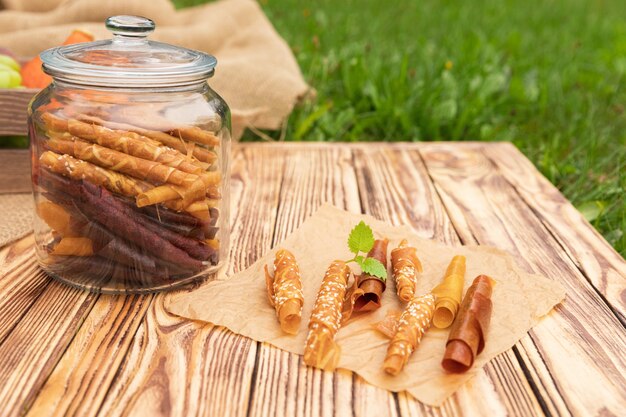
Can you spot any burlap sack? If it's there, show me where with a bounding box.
[0,0,310,139]
[0,193,33,248]
[1,0,65,12]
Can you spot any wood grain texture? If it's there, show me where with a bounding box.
[0,149,31,194]
[25,294,153,417]
[419,143,626,416]
[0,254,49,344]
[0,235,50,344]
[481,142,626,324]
[0,280,96,417]
[0,233,34,271]
[95,145,286,417]
[96,296,257,417]
[247,146,399,417]
[0,88,37,135]
[353,147,545,417]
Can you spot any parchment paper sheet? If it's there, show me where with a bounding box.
[165,204,566,406]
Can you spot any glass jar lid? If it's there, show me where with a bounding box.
[40,15,218,88]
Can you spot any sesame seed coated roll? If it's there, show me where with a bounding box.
[391,239,423,303]
[383,293,435,376]
[303,260,351,371]
[265,249,304,334]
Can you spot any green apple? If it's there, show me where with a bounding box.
[0,68,22,88]
[0,55,20,72]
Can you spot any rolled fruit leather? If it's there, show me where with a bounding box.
[304,260,352,371]
[391,239,423,303]
[442,275,494,373]
[265,249,304,335]
[353,238,389,312]
[383,293,435,376]
[432,255,466,329]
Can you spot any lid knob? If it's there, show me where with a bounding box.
[105,15,155,38]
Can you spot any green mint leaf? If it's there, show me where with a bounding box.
[347,221,375,255]
[353,255,364,267]
[361,258,387,281]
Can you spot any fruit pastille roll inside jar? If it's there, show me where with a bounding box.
[29,15,231,293]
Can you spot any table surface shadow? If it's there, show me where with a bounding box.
[0,142,624,417]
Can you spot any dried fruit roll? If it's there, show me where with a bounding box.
[391,239,423,302]
[353,238,389,312]
[36,201,84,237]
[264,249,304,334]
[383,293,435,376]
[170,126,220,147]
[432,255,466,329]
[133,199,217,227]
[135,183,204,207]
[39,171,207,270]
[42,113,208,173]
[75,114,218,164]
[115,107,221,147]
[135,211,213,239]
[48,126,219,189]
[37,155,205,216]
[50,237,94,256]
[163,198,217,221]
[77,220,161,274]
[46,136,201,188]
[136,171,220,207]
[77,179,214,262]
[40,150,150,196]
[442,275,494,373]
[304,260,351,371]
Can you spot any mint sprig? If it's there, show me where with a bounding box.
[345,221,387,281]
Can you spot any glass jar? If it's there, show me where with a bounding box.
[28,16,231,293]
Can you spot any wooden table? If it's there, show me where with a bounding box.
[0,143,624,417]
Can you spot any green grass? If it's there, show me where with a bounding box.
[245,0,625,256]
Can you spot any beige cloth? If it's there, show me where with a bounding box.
[165,204,566,406]
[0,193,33,247]
[1,0,65,12]
[0,0,310,139]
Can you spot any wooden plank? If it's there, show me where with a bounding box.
[0,88,37,136]
[0,280,96,417]
[0,149,31,194]
[0,235,50,345]
[0,233,36,271]
[481,142,626,324]
[95,296,256,417]
[419,143,626,416]
[95,145,285,417]
[353,147,545,417]
[24,294,152,417]
[0,253,49,345]
[247,147,399,417]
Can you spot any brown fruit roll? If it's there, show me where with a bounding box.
[442,275,494,373]
[353,238,389,312]
[38,169,207,270]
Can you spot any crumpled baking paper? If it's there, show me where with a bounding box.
[165,204,566,406]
